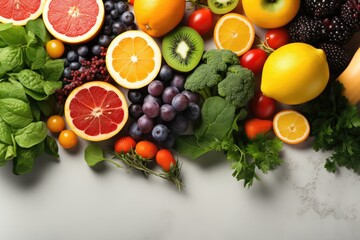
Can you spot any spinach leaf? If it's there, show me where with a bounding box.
[14,121,47,148]
[0,98,33,128]
[25,46,47,70]
[0,79,28,102]
[13,142,44,175]
[0,143,8,166]
[25,31,38,47]
[37,96,56,117]
[44,81,62,95]
[11,69,45,93]
[175,135,212,159]
[85,144,122,168]
[25,19,50,44]
[0,117,12,145]
[0,46,23,76]
[44,136,59,158]
[195,96,236,142]
[0,26,26,46]
[23,88,48,101]
[41,59,65,81]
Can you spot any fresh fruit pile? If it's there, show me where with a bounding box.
[0,0,359,190]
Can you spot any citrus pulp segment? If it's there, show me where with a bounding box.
[64,81,128,142]
[42,0,105,43]
[106,30,162,89]
[213,13,255,56]
[273,110,310,145]
[0,0,45,26]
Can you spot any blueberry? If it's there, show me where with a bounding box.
[126,23,137,31]
[152,124,169,142]
[112,21,127,35]
[98,35,111,47]
[110,9,120,20]
[63,67,72,79]
[102,25,112,35]
[158,64,174,82]
[104,0,115,13]
[185,103,201,121]
[128,89,144,104]
[129,122,143,140]
[115,1,128,14]
[77,45,89,57]
[120,11,135,26]
[92,45,102,56]
[64,58,70,67]
[105,14,114,26]
[129,104,143,120]
[66,50,79,62]
[69,61,81,70]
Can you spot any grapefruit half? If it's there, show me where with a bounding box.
[0,0,45,26]
[42,0,104,43]
[64,81,129,142]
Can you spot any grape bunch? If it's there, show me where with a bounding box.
[127,65,202,149]
[57,0,136,104]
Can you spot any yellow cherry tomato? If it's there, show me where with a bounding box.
[59,130,78,149]
[46,39,65,58]
[47,115,66,133]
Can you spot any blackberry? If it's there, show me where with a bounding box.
[340,0,360,32]
[318,42,351,75]
[322,16,354,44]
[288,15,326,44]
[303,0,342,18]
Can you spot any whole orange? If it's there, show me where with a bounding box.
[134,0,186,37]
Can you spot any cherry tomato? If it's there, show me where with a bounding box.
[249,92,277,119]
[47,115,66,133]
[59,130,78,149]
[187,8,213,36]
[128,0,134,5]
[265,28,290,50]
[46,39,65,59]
[240,49,268,74]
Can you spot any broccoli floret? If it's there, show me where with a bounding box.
[217,65,255,108]
[184,64,222,100]
[202,49,240,73]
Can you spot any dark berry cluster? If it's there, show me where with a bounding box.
[287,0,360,74]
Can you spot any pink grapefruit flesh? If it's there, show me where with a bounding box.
[0,0,45,26]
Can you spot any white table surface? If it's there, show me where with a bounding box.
[1,4,360,240]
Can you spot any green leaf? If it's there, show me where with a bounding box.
[25,30,38,47]
[0,26,26,46]
[12,69,45,92]
[174,135,212,159]
[14,121,47,148]
[13,143,44,175]
[0,117,12,145]
[24,46,47,69]
[37,96,56,117]
[0,79,28,102]
[84,144,109,167]
[25,19,50,44]
[0,98,33,128]
[41,59,65,81]
[44,135,59,158]
[23,88,48,101]
[0,143,9,166]
[44,81,62,95]
[0,46,23,76]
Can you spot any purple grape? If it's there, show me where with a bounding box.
[151,124,169,142]
[142,100,160,118]
[170,74,185,91]
[170,115,189,134]
[147,80,164,97]
[127,89,144,104]
[137,115,154,134]
[129,122,143,140]
[158,133,175,149]
[181,90,200,104]
[185,103,201,121]
[158,64,174,82]
[162,86,179,104]
[129,104,143,119]
[172,93,189,112]
[144,94,162,105]
[160,104,177,122]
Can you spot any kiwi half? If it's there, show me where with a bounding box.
[207,0,239,14]
[162,26,204,72]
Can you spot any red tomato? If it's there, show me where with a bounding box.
[249,92,276,119]
[187,8,213,36]
[240,49,268,74]
[129,0,134,5]
[265,27,289,49]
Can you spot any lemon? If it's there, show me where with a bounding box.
[260,43,329,105]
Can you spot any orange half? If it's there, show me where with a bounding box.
[213,13,255,56]
[106,30,162,89]
[273,110,310,144]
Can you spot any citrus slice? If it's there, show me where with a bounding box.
[213,13,255,56]
[106,30,162,89]
[42,0,104,43]
[273,110,310,145]
[0,0,45,26]
[64,81,128,142]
